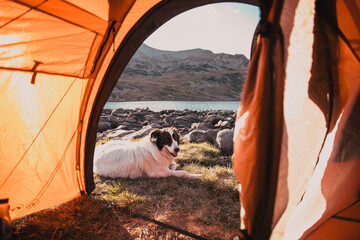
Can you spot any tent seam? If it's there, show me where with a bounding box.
[0,0,48,29]
[304,199,360,238]
[0,67,87,79]
[0,78,77,189]
[12,0,105,34]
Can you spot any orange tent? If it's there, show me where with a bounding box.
[0,0,359,239]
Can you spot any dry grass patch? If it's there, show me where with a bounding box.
[176,142,221,166]
[14,196,131,240]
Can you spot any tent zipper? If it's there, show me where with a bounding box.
[91,21,117,74]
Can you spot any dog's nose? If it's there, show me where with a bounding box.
[174,147,180,153]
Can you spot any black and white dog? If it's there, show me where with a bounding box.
[93,128,200,179]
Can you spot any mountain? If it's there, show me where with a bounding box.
[108,44,249,101]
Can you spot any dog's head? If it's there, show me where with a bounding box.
[150,128,180,157]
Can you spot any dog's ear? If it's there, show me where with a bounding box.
[150,129,160,143]
[150,129,163,150]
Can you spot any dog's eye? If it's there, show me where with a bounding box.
[172,133,179,142]
[164,133,172,145]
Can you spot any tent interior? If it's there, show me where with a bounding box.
[0,0,359,239]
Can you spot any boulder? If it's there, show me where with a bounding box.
[145,113,162,125]
[123,127,155,140]
[110,108,125,117]
[216,129,234,155]
[183,130,214,144]
[215,120,231,129]
[109,115,121,128]
[191,122,212,131]
[125,115,138,123]
[105,129,135,140]
[97,121,111,133]
[102,108,112,115]
[163,115,173,127]
[204,115,226,125]
[132,111,146,121]
[117,122,143,130]
[174,115,199,128]
[205,129,219,142]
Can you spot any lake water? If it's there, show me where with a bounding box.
[104,101,239,111]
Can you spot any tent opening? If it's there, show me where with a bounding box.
[91,2,259,238]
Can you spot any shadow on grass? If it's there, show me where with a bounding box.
[14,196,131,240]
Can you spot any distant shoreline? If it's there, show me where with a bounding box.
[104,100,240,112]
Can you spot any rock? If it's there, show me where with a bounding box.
[215,120,231,129]
[125,115,137,123]
[110,108,125,117]
[97,121,111,133]
[132,111,146,121]
[160,109,175,115]
[99,115,110,122]
[216,129,234,155]
[206,129,219,142]
[204,115,226,125]
[183,130,213,144]
[123,127,155,140]
[145,113,162,125]
[108,129,135,139]
[163,115,173,127]
[118,122,143,130]
[102,108,112,114]
[174,115,199,128]
[191,122,212,131]
[109,115,121,128]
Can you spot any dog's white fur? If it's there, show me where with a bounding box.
[93,128,200,179]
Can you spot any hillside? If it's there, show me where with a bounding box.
[108,44,249,101]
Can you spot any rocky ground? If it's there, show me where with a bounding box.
[97,108,236,155]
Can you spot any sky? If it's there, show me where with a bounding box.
[144,3,260,59]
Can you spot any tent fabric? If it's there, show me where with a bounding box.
[0,0,359,239]
[234,0,360,239]
[233,0,285,239]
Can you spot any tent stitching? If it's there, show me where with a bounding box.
[83,33,100,77]
[12,0,106,34]
[0,1,40,29]
[0,77,77,189]
[90,21,116,75]
[0,67,87,79]
[0,31,96,48]
[302,199,360,238]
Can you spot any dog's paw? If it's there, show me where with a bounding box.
[169,162,177,171]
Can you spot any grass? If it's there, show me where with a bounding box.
[96,138,110,146]
[176,142,221,166]
[14,142,240,240]
[14,196,131,240]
